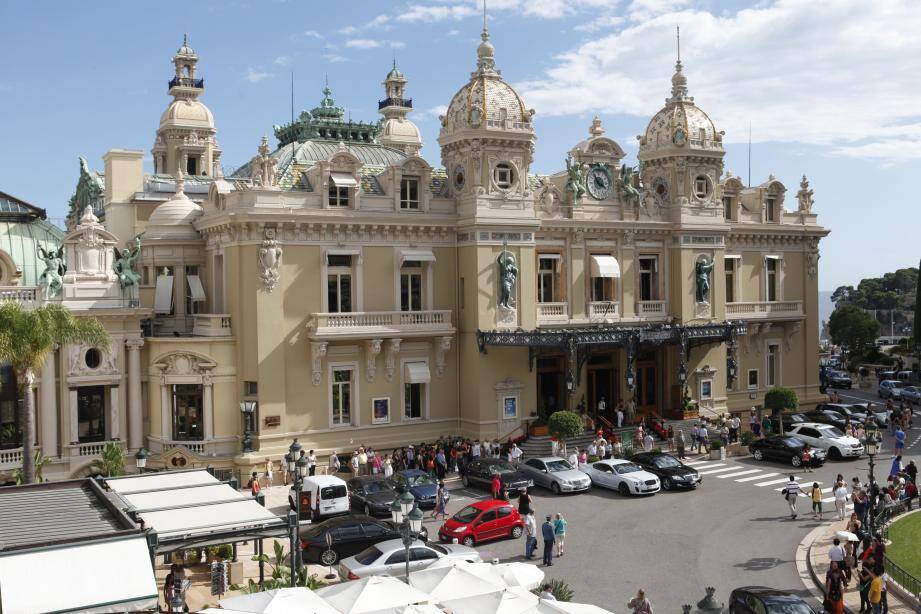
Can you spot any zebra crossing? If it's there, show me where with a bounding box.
[683,458,854,508]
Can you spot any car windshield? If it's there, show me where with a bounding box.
[485,461,516,474]
[765,600,815,614]
[354,546,383,566]
[452,505,481,523]
[615,463,642,473]
[364,481,394,494]
[321,485,348,500]
[546,460,574,472]
[405,474,436,487]
[818,426,845,438]
[652,456,681,469]
[428,544,448,555]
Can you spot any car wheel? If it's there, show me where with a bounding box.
[365,504,373,516]
[462,475,469,487]
[462,535,476,547]
[791,455,801,467]
[829,447,842,460]
[551,482,561,495]
[662,478,672,491]
[511,525,523,539]
[618,483,630,496]
[320,549,338,566]
[753,450,764,461]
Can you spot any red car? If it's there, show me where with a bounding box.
[438,499,524,547]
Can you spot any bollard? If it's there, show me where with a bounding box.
[697,587,723,612]
[682,605,692,614]
[228,475,239,491]
[256,491,266,507]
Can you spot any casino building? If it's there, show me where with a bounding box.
[0,28,827,479]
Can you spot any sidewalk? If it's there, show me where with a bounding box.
[800,515,919,614]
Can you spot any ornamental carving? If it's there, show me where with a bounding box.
[365,339,382,382]
[68,343,118,376]
[384,338,402,382]
[806,238,820,280]
[258,233,283,293]
[154,352,215,376]
[784,322,802,352]
[311,342,328,386]
[435,336,453,377]
[796,175,814,213]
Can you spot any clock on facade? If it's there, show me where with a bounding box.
[673,127,687,147]
[586,164,613,200]
[453,164,466,191]
[651,176,669,203]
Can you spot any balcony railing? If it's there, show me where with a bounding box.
[726,301,803,319]
[0,447,24,469]
[168,76,204,89]
[536,302,569,323]
[310,310,454,338]
[0,286,38,306]
[637,300,667,317]
[588,301,620,320]
[378,97,412,110]
[192,313,233,337]
[486,119,532,131]
[165,440,206,454]
[68,440,122,458]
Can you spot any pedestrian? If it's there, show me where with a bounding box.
[539,584,557,601]
[676,429,686,459]
[509,443,523,463]
[491,472,503,500]
[829,537,846,568]
[825,561,845,614]
[433,481,449,520]
[358,447,369,475]
[524,510,537,559]
[329,450,341,474]
[890,455,903,479]
[280,454,289,485]
[895,428,905,456]
[264,459,273,487]
[810,482,823,520]
[350,451,360,474]
[627,589,653,614]
[568,447,578,468]
[643,432,654,452]
[247,471,261,496]
[857,564,872,613]
[802,444,814,473]
[616,401,625,428]
[783,475,802,519]
[518,488,533,515]
[541,515,555,566]
[307,449,317,476]
[868,568,883,614]
[834,481,849,521]
[698,423,710,454]
[598,395,607,417]
[691,423,700,452]
[383,454,393,478]
[553,512,567,556]
[906,460,918,485]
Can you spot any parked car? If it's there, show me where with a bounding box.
[338,538,480,580]
[749,436,826,468]
[517,457,591,494]
[879,379,905,399]
[289,475,350,521]
[346,476,399,517]
[581,458,660,495]
[729,586,818,614]
[784,422,863,459]
[900,386,921,404]
[437,499,524,546]
[298,514,428,566]
[800,409,848,431]
[460,458,533,496]
[781,413,808,433]
[815,403,871,425]
[388,470,439,509]
[825,370,853,389]
[628,452,701,490]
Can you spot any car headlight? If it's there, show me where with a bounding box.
[671,475,684,481]
[453,526,467,533]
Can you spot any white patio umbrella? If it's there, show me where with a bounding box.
[426,559,544,591]
[409,564,506,602]
[528,600,616,614]
[219,587,340,614]
[316,575,432,614]
[440,586,538,614]
[835,530,860,542]
[395,606,445,614]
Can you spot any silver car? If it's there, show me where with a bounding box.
[338,538,481,580]
[517,456,591,494]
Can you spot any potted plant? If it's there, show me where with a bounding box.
[740,430,755,453]
[547,411,583,451]
[764,387,798,434]
[530,417,549,437]
[709,439,724,460]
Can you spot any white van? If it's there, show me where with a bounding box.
[289,475,350,521]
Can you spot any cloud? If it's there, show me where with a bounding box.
[244,68,273,83]
[322,53,349,63]
[516,0,921,160]
[273,55,292,66]
[338,25,358,34]
[390,41,406,49]
[420,104,448,120]
[447,29,461,36]
[395,4,479,22]
[365,14,391,29]
[346,39,382,49]
[304,30,323,39]
[573,14,625,32]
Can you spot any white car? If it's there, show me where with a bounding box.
[581,458,661,495]
[338,538,481,580]
[879,379,904,400]
[785,422,864,460]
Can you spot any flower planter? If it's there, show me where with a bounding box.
[709,448,726,460]
[530,425,549,437]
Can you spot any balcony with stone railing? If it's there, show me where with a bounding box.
[536,302,569,325]
[0,447,24,470]
[637,300,668,320]
[67,440,123,458]
[192,313,233,337]
[726,301,803,320]
[588,301,620,322]
[0,286,38,307]
[309,310,455,339]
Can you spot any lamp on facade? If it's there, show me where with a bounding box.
[626,368,635,390]
[727,355,738,382]
[240,400,257,453]
[135,447,148,473]
[678,363,688,387]
[288,439,302,482]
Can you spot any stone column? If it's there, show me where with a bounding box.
[39,350,58,457]
[160,381,171,442]
[126,339,144,450]
[69,388,79,447]
[202,374,214,441]
[108,386,120,441]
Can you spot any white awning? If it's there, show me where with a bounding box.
[187,274,206,302]
[404,361,431,384]
[106,468,218,495]
[590,255,620,279]
[400,248,436,267]
[330,172,358,187]
[724,254,742,259]
[0,536,158,613]
[154,275,174,314]
[538,254,562,260]
[326,247,361,260]
[764,255,783,260]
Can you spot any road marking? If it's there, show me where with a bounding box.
[716,469,762,479]
[697,467,740,475]
[685,460,719,466]
[737,472,777,482]
[756,477,798,487]
[688,462,726,470]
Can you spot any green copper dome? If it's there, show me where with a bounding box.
[0,191,65,286]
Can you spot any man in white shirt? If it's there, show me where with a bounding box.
[539,585,557,601]
[597,396,607,417]
[834,483,850,520]
[784,475,802,519]
[586,442,597,458]
[472,440,481,459]
[828,537,846,565]
[616,403,625,428]
[509,443,523,463]
[524,511,537,559]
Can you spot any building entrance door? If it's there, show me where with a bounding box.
[537,356,564,417]
[77,386,106,443]
[634,361,658,415]
[587,354,618,420]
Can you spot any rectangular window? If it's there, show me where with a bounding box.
[766,259,778,302]
[765,198,776,222]
[327,254,353,313]
[639,256,659,301]
[185,265,203,315]
[400,266,423,312]
[723,197,732,220]
[329,184,350,207]
[172,384,204,441]
[400,177,420,210]
[767,344,779,387]
[748,369,759,390]
[591,276,613,302]
[404,383,423,420]
[331,368,352,426]
[459,277,465,310]
[724,258,736,303]
[77,386,106,443]
[537,255,559,303]
[243,381,258,396]
[695,177,708,198]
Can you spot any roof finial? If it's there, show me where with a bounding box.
[483,0,488,33]
[669,26,689,101]
[676,25,680,63]
[184,33,189,47]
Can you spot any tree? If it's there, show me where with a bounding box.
[764,387,798,434]
[0,302,108,484]
[89,441,125,477]
[828,304,880,354]
[831,285,854,307]
[548,410,583,449]
[914,258,921,355]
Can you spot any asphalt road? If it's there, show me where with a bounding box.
[423,387,920,611]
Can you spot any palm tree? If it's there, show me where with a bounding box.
[0,302,109,484]
[89,441,125,477]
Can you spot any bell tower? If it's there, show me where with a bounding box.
[378,61,422,155]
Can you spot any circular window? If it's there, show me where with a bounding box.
[453,164,465,191]
[85,348,101,369]
[493,162,515,190]
[694,175,711,199]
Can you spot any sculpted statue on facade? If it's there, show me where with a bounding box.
[564,156,586,202]
[796,174,814,213]
[258,236,283,293]
[695,257,715,303]
[250,136,277,188]
[617,164,641,206]
[113,234,143,289]
[496,242,518,309]
[38,245,66,299]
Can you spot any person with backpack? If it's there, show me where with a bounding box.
[247,471,261,497]
[783,475,802,519]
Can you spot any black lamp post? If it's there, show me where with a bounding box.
[134,447,148,474]
[865,422,878,537]
[293,453,309,577]
[626,367,635,391]
[390,491,424,582]
[240,400,256,453]
[678,362,688,390]
[288,439,302,484]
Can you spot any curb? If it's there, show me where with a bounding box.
[796,521,835,608]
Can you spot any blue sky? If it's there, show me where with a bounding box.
[1,0,919,291]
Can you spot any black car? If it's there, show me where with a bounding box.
[799,409,847,431]
[781,412,808,432]
[825,370,853,389]
[818,403,888,428]
[729,586,817,614]
[461,458,533,496]
[389,470,439,510]
[628,452,701,490]
[298,514,428,566]
[347,476,399,517]
[749,436,826,468]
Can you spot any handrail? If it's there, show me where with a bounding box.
[499,421,528,443]
[596,415,614,430]
[883,554,921,600]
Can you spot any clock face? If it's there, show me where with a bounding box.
[453,164,466,191]
[469,106,483,128]
[652,176,669,203]
[586,165,613,200]
[674,128,687,146]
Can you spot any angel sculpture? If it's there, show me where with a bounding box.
[38,245,66,300]
[113,234,144,289]
[564,156,586,201]
[618,164,641,205]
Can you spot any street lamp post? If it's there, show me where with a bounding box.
[293,453,309,579]
[288,439,302,484]
[240,400,257,453]
[134,447,148,474]
[865,423,878,537]
[390,491,424,582]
